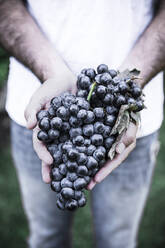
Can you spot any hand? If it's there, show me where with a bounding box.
[87,122,138,190]
[24,72,76,183]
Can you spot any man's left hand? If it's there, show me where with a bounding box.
[87,122,138,190]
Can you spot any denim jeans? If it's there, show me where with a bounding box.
[11,120,159,248]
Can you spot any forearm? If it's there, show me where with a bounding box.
[0,0,71,82]
[120,0,165,88]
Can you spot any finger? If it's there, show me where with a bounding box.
[115,122,137,154]
[33,127,53,164]
[25,98,43,129]
[121,122,138,147]
[42,161,51,183]
[116,142,126,154]
[87,178,96,191]
[24,89,50,129]
[94,141,136,183]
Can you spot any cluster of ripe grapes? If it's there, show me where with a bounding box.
[37,64,144,211]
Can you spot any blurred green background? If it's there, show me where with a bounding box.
[0,46,165,248]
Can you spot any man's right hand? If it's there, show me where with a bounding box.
[24,72,76,183]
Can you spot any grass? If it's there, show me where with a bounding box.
[0,47,165,247]
[0,47,9,88]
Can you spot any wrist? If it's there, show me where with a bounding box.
[32,43,76,84]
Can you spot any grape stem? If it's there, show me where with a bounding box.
[87,82,96,101]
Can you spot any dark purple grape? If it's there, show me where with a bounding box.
[77,109,87,120]
[37,130,49,142]
[69,104,79,116]
[97,64,108,74]
[73,178,87,190]
[53,150,62,165]
[73,136,85,146]
[106,106,118,115]
[95,74,102,84]
[48,129,60,140]
[115,95,126,107]
[119,81,129,94]
[78,195,86,207]
[76,97,90,110]
[39,117,50,131]
[79,76,91,90]
[65,199,78,211]
[51,181,61,192]
[103,94,114,105]
[56,199,65,210]
[56,106,69,121]
[109,69,117,78]
[77,90,88,98]
[105,115,116,126]
[62,94,76,107]
[87,145,96,156]
[77,166,88,176]
[77,153,88,165]
[48,106,56,117]
[127,97,136,105]
[69,116,81,127]
[93,108,105,119]
[66,161,78,172]
[74,191,82,200]
[103,125,111,138]
[84,111,95,124]
[134,100,144,112]
[76,146,87,153]
[113,77,120,85]
[50,117,62,130]
[94,122,105,134]
[67,148,79,161]
[36,110,49,121]
[84,139,91,147]
[61,122,70,132]
[83,124,94,137]
[81,68,87,74]
[61,178,73,188]
[86,156,98,169]
[91,134,103,146]
[104,136,116,149]
[47,144,58,156]
[62,142,73,153]
[100,72,112,84]
[51,96,62,110]
[59,164,67,176]
[131,86,142,98]
[85,68,96,79]
[67,172,78,182]
[50,167,63,181]
[69,127,82,138]
[93,149,105,162]
[96,85,107,99]
[61,187,74,199]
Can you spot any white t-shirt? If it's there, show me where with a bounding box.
[6,0,164,137]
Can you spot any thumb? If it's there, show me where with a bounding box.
[24,91,46,129]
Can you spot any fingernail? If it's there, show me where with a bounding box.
[116,143,125,154]
[47,157,53,164]
[88,181,96,190]
[90,184,96,190]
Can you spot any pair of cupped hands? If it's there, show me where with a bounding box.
[24,71,137,190]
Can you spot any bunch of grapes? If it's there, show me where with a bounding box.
[37,64,144,211]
